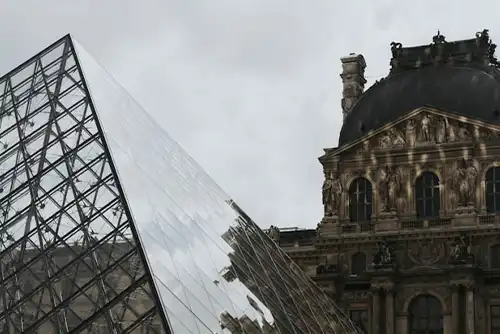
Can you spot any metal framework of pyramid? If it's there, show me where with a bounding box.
[0,36,170,333]
[0,35,362,334]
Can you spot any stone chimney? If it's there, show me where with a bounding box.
[340,53,366,120]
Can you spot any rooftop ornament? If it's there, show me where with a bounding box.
[432,30,446,44]
[389,29,500,73]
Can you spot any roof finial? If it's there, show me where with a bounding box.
[433,30,446,44]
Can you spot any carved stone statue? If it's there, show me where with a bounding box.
[458,123,470,140]
[373,241,395,267]
[405,119,417,147]
[379,128,406,149]
[391,129,406,146]
[449,159,478,207]
[449,235,473,264]
[378,165,401,212]
[322,171,342,216]
[267,225,280,241]
[419,114,434,142]
[379,132,392,149]
[435,117,448,143]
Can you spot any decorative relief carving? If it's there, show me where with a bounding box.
[322,170,342,217]
[408,239,445,267]
[372,112,491,149]
[355,140,371,157]
[448,159,478,210]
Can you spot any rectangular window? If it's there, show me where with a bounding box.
[349,309,368,334]
[491,305,500,334]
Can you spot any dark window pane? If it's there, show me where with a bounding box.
[487,168,495,181]
[409,295,443,332]
[486,168,500,213]
[352,253,366,275]
[487,195,495,213]
[492,247,500,268]
[348,178,372,223]
[496,194,500,212]
[415,172,440,218]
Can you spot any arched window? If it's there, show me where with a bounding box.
[491,245,500,269]
[486,167,500,213]
[351,252,366,275]
[349,178,372,222]
[409,295,443,334]
[415,172,440,218]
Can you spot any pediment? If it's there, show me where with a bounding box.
[321,107,500,161]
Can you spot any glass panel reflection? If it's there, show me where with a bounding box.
[75,38,362,334]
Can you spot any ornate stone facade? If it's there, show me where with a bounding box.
[279,105,500,334]
[279,29,500,334]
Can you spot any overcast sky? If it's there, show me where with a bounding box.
[2,1,499,230]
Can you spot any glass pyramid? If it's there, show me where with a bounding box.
[0,35,361,333]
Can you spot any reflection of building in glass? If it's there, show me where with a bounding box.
[0,35,361,333]
[278,30,500,334]
[222,201,361,334]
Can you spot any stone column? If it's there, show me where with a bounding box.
[371,288,380,334]
[386,288,395,334]
[452,285,460,334]
[466,286,475,334]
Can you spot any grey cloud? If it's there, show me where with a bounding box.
[2,0,500,232]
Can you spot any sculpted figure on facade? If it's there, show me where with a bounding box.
[267,225,280,242]
[373,241,395,267]
[405,119,417,147]
[449,159,478,208]
[322,171,342,217]
[419,113,434,142]
[458,123,470,140]
[373,113,483,150]
[379,132,392,149]
[435,117,448,143]
[378,165,402,213]
[449,235,473,263]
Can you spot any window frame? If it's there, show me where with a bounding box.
[348,178,373,222]
[486,167,500,214]
[415,172,440,219]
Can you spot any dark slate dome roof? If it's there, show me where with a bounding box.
[338,30,500,146]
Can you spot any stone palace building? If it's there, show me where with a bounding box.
[274,30,500,334]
